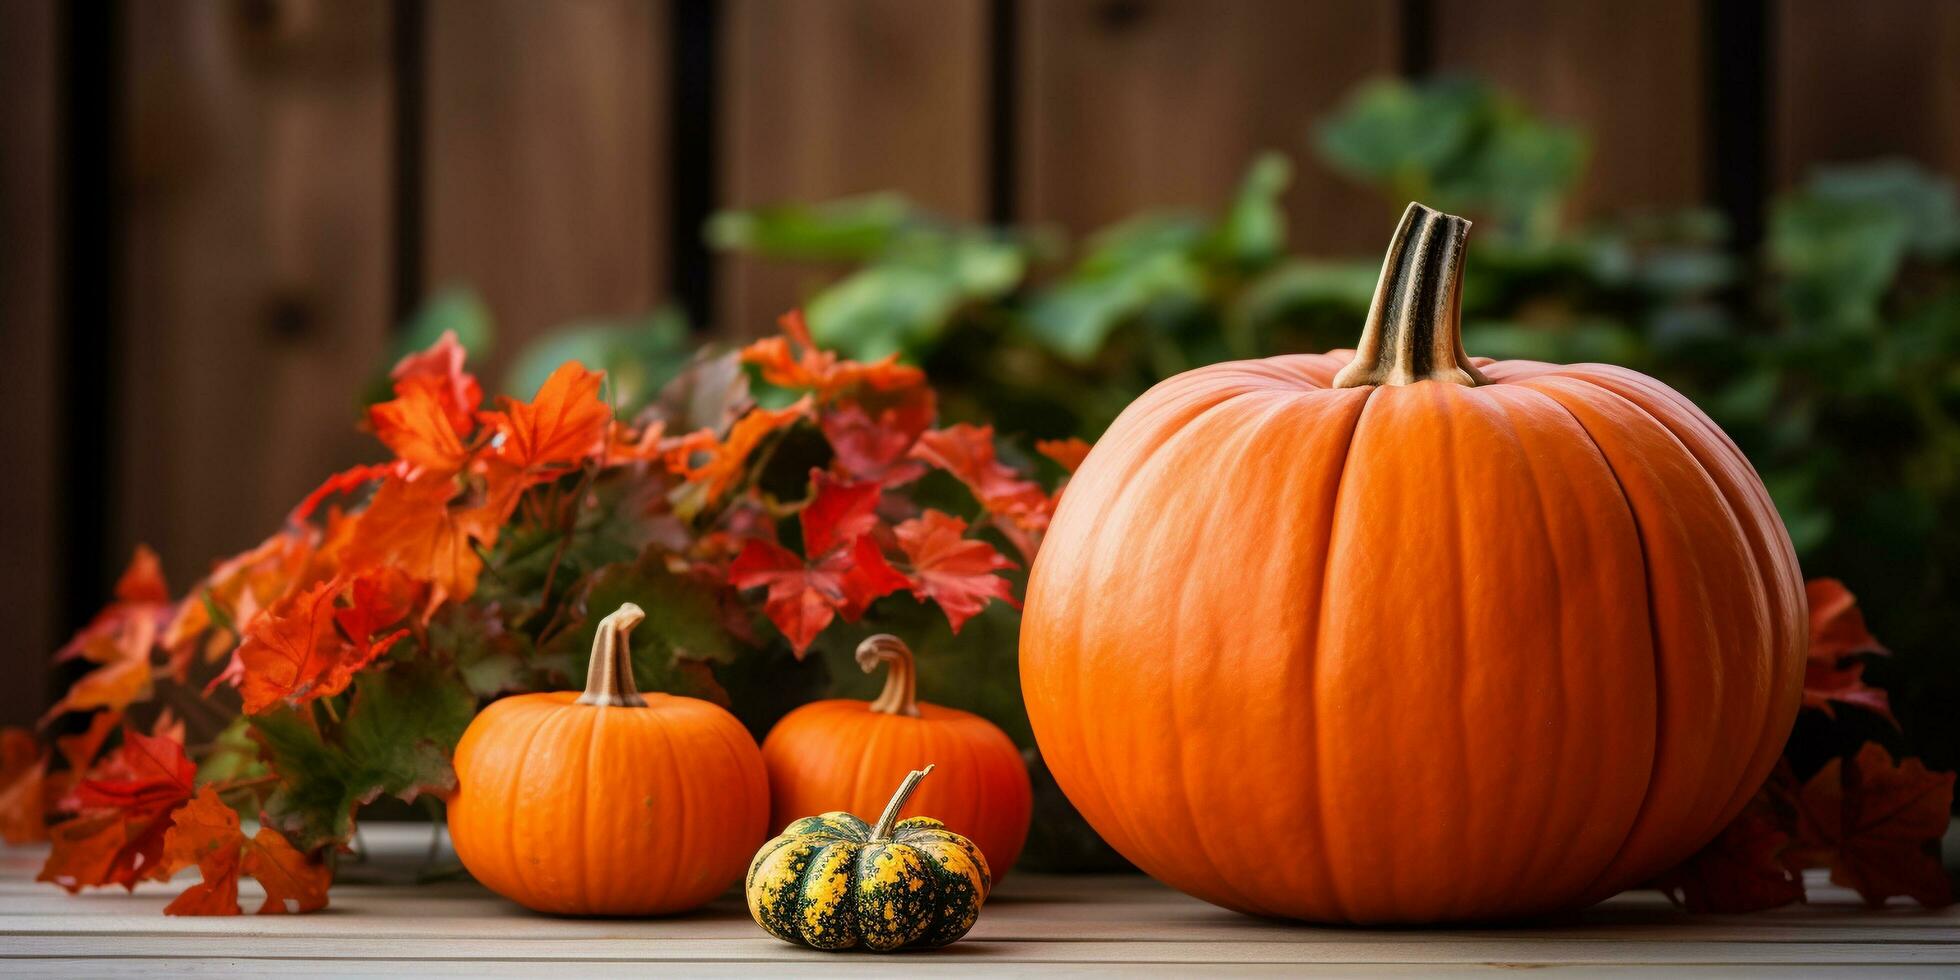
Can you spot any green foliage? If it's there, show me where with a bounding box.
[536,552,738,706]
[503,308,694,410]
[254,661,475,850]
[1315,77,1586,244]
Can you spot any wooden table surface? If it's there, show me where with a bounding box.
[4,824,1955,976]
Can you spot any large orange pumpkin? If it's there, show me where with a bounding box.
[1020,203,1807,923]
[761,634,1032,877]
[448,603,770,915]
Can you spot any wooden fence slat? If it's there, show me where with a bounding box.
[0,0,60,725]
[423,0,666,390]
[116,0,395,612]
[717,0,989,338]
[1776,0,1960,186]
[1434,0,1707,218]
[1019,0,1399,257]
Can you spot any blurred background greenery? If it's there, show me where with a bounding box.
[457,78,1959,805]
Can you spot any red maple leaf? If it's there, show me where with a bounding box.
[910,423,1053,560]
[37,728,195,893]
[728,471,909,655]
[389,329,483,436]
[1803,579,1893,724]
[234,571,415,714]
[43,547,173,724]
[161,786,331,916]
[1785,742,1954,908]
[1652,792,1806,913]
[483,361,612,472]
[821,386,935,485]
[741,309,925,400]
[895,510,1018,633]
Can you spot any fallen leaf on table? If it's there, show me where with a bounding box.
[1785,742,1954,908]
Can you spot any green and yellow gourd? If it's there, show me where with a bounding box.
[745,766,989,951]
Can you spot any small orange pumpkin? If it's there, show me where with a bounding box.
[447,603,769,915]
[1021,203,1807,923]
[760,634,1032,877]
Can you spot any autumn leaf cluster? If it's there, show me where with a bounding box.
[1652,580,1953,912]
[0,313,1082,914]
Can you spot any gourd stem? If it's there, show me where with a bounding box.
[1331,202,1490,389]
[870,765,934,841]
[856,634,922,717]
[575,603,648,708]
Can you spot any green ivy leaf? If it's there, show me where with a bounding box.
[538,551,736,705]
[706,193,918,261]
[1204,152,1292,269]
[503,307,693,411]
[254,661,475,850]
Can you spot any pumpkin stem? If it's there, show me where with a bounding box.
[1332,202,1490,389]
[870,764,935,841]
[856,634,922,718]
[575,603,648,708]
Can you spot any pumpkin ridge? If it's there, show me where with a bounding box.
[1048,387,1269,887]
[1550,375,1779,858]
[1508,377,1664,904]
[1526,374,1771,900]
[1556,367,1803,832]
[796,839,863,948]
[1306,384,1382,921]
[1436,386,1476,919]
[1168,393,1304,916]
[1086,389,1279,913]
[572,704,600,912]
[654,707,690,909]
[501,707,555,906]
[1478,385,1611,905]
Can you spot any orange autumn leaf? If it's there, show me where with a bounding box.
[603,418,668,466]
[485,360,612,472]
[116,546,168,603]
[38,728,195,893]
[895,510,1019,633]
[44,547,172,724]
[162,786,244,915]
[56,710,123,774]
[163,786,331,916]
[389,329,483,436]
[235,572,414,714]
[288,462,398,525]
[1035,437,1092,475]
[741,309,924,400]
[164,527,335,680]
[669,397,812,515]
[369,382,472,474]
[0,729,47,845]
[1803,579,1894,724]
[1786,743,1954,908]
[339,474,506,608]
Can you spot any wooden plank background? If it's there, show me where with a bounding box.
[3,0,1958,726]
